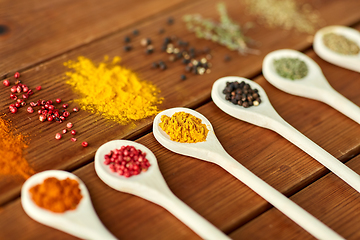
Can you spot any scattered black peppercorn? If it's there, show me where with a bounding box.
[167,17,174,25]
[222,81,261,107]
[151,62,159,68]
[180,74,187,80]
[124,36,131,43]
[224,55,231,62]
[140,38,152,46]
[159,28,165,34]
[123,45,132,52]
[132,29,139,36]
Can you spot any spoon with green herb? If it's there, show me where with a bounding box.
[263,49,360,124]
[314,25,360,72]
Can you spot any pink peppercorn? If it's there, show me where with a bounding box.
[73,107,79,112]
[56,98,61,103]
[62,129,67,134]
[63,111,70,117]
[82,141,88,147]
[3,79,10,87]
[71,130,76,135]
[36,86,41,91]
[62,103,68,109]
[10,86,17,93]
[27,106,34,113]
[71,138,77,142]
[14,72,20,79]
[66,122,73,128]
[55,133,62,140]
[104,145,151,177]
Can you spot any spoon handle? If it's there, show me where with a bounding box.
[320,87,360,124]
[157,186,231,240]
[271,117,360,193]
[212,151,343,240]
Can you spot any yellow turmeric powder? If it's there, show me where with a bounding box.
[159,112,209,143]
[64,56,163,124]
[0,116,35,179]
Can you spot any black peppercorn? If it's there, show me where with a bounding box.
[123,45,132,52]
[224,55,231,62]
[133,29,139,36]
[167,17,174,25]
[180,74,187,80]
[124,36,131,43]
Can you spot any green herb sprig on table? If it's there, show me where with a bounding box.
[183,3,259,55]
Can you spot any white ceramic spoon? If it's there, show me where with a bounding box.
[212,76,360,194]
[153,107,343,240]
[94,139,229,240]
[314,25,360,72]
[21,170,116,240]
[263,49,360,124]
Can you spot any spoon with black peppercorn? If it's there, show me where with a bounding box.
[263,49,360,124]
[94,139,230,240]
[212,76,360,195]
[314,25,360,72]
[153,107,343,240]
[21,170,117,240]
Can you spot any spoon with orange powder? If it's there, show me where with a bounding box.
[21,170,117,239]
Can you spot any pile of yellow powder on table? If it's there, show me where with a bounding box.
[64,56,163,124]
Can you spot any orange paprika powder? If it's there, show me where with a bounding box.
[0,116,35,179]
[29,177,83,213]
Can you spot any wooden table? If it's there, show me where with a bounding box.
[1,0,360,239]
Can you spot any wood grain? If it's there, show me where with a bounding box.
[1,0,360,207]
[0,0,188,78]
[230,156,360,240]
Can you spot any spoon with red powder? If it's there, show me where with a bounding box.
[94,139,230,240]
[21,170,116,239]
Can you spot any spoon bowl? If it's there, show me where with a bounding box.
[94,139,229,240]
[314,25,360,72]
[153,106,343,240]
[263,49,360,124]
[21,170,116,240]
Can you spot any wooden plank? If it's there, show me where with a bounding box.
[2,63,360,239]
[0,0,188,78]
[230,157,360,240]
[1,0,360,207]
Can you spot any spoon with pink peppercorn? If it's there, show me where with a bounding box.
[94,139,230,240]
[153,106,344,240]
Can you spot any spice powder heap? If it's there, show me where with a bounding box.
[323,33,360,55]
[274,58,308,80]
[159,112,209,143]
[64,56,163,124]
[0,116,35,179]
[29,177,83,213]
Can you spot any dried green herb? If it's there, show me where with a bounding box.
[274,58,308,80]
[244,0,322,34]
[323,33,360,55]
[183,3,258,55]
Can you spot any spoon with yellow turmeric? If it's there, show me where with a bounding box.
[153,107,343,240]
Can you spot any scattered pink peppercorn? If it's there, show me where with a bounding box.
[62,129,67,134]
[73,107,79,112]
[63,111,70,117]
[22,94,28,99]
[104,145,151,177]
[56,98,62,103]
[39,115,46,122]
[22,86,29,92]
[3,79,10,87]
[62,103,68,109]
[27,106,34,113]
[10,86,17,93]
[71,130,76,135]
[15,102,21,108]
[14,72,20,79]
[36,86,42,91]
[71,137,77,142]
[82,141,88,147]
[10,107,18,114]
[16,86,22,93]
[47,116,54,121]
[55,133,62,140]
[10,93,16,99]
[66,122,73,128]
